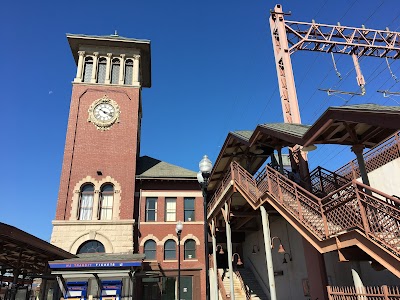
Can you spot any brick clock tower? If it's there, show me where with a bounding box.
[50,33,151,254]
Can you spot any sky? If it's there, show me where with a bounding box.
[1,0,399,241]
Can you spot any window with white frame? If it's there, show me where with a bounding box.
[165,198,176,222]
[83,57,93,83]
[99,184,114,220]
[146,197,157,221]
[111,58,120,84]
[97,57,107,83]
[78,184,94,220]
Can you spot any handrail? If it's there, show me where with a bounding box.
[207,169,233,215]
[327,285,400,299]
[234,270,251,300]
[335,131,400,180]
[246,257,271,298]
[217,270,229,300]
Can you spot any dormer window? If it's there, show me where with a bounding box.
[83,57,93,83]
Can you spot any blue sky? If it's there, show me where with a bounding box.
[1,0,399,241]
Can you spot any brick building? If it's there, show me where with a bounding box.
[49,33,205,300]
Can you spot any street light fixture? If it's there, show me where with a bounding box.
[176,221,183,300]
[197,155,212,300]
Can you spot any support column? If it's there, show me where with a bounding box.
[302,239,329,300]
[260,206,277,300]
[351,262,366,300]
[119,54,126,85]
[91,52,99,83]
[351,144,370,186]
[211,219,219,300]
[105,53,112,84]
[276,146,284,174]
[74,51,85,83]
[133,55,140,85]
[224,203,235,300]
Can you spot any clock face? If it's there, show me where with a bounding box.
[88,96,120,131]
[94,103,115,122]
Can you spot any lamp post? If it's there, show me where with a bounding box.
[197,155,212,300]
[176,221,183,300]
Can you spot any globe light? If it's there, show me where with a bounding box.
[199,155,212,173]
[197,171,204,184]
[176,221,183,234]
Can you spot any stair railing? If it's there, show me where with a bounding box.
[246,257,271,299]
[234,270,251,300]
[308,166,350,196]
[335,131,400,180]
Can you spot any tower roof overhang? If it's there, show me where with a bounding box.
[67,33,151,88]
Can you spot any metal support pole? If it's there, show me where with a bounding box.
[225,203,235,300]
[260,206,277,300]
[202,185,210,300]
[178,232,181,300]
[211,220,219,300]
[277,147,284,175]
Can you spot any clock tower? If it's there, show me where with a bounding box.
[50,33,151,254]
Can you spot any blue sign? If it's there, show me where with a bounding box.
[49,261,142,269]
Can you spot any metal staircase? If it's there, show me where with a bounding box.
[210,161,400,277]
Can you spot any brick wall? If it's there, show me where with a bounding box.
[55,84,140,221]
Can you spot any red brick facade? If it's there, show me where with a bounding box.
[55,84,140,221]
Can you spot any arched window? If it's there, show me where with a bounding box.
[97,57,107,83]
[184,239,196,259]
[83,57,93,83]
[77,240,105,254]
[78,184,94,220]
[164,239,176,260]
[111,58,120,84]
[124,59,133,85]
[99,184,114,220]
[144,240,156,260]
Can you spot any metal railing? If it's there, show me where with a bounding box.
[308,166,350,196]
[212,161,400,257]
[335,131,400,180]
[327,285,400,299]
[234,270,251,300]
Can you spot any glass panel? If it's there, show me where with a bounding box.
[184,240,196,259]
[146,198,157,221]
[124,60,133,85]
[164,240,176,260]
[77,240,105,254]
[97,58,107,83]
[165,198,176,222]
[111,59,120,84]
[79,192,93,220]
[161,277,176,300]
[100,194,113,220]
[83,58,93,83]
[144,240,156,260]
[184,198,195,221]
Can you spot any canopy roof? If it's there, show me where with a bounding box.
[303,104,400,147]
[0,223,75,275]
[208,104,400,192]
